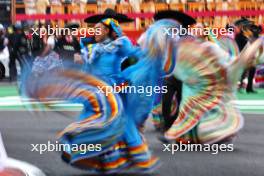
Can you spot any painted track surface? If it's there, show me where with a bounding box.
[0,111,263,176]
[0,84,264,113]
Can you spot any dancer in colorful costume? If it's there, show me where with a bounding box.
[149,10,196,131]
[21,11,159,175]
[152,20,263,144]
[31,36,63,76]
[131,14,263,144]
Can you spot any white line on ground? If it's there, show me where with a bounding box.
[0,97,263,112]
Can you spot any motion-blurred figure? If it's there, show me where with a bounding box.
[235,18,262,93]
[36,0,50,24]
[8,23,32,81]
[0,24,9,80]
[50,0,64,27]
[55,23,81,68]
[32,36,63,77]
[23,0,36,15]
[30,24,45,58]
[151,10,196,132]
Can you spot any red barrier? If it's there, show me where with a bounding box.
[185,10,264,18]
[15,10,264,21]
[15,13,153,21]
[124,30,144,44]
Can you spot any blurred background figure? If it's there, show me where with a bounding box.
[128,0,141,13]
[0,24,8,48]
[50,0,64,27]
[119,0,141,28]
[87,0,96,3]
[55,23,81,68]
[50,0,63,13]
[30,24,46,58]
[143,0,155,12]
[80,0,88,14]
[36,0,50,24]
[0,24,10,80]
[31,35,63,77]
[98,0,117,5]
[23,0,36,15]
[8,22,32,81]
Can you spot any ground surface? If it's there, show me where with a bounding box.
[0,83,264,176]
[0,112,264,176]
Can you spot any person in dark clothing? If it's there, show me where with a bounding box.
[235,32,248,51]
[30,25,45,58]
[0,29,6,51]
[0,24,9,79]
[8,23,32,81]
[0,36,4,51]
[55,23,81,69]
[234,17,252,51]
[161,76,182,131]
[0,35,7,79]
[153,10,196,133]
[7,26,17,81]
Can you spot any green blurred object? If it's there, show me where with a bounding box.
[0,85,263,113]
[237,89,264,100]
[0,85,18,97]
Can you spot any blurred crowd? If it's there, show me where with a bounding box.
[0,21,81,81]
[0,10,264,93]
[22,0,155,15]
[20,0,262,16]
[14,0,264,30]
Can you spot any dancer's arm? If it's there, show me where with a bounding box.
[238,38,263,68]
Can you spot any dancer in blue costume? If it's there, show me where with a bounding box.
[62,14,160,174]
[121,19,179,128]
[77,9,136,81]
[21,10,160,175]
[87,19,135,84]
[79,36,96,66]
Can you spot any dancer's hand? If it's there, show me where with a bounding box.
[239,38,263,68]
